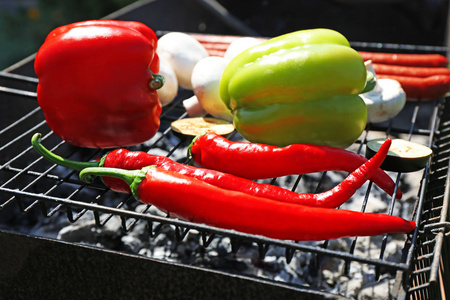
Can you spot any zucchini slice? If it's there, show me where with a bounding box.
[366,138,432,173]
[171,117,234,137]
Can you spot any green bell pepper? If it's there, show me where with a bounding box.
[220,28,370,148]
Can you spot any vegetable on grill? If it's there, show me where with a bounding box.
[157,32,209,90]
[34,20,164,148]
[157,57,178,106]
[219,28,371,148]
[360,62,406,123]
[223,37,263,60]
[170,117,234,137]
[366,138,433,173]
[32,133,388,208]
[188,132,403,199]
[78,139,416,241]
[190,56,233,122]
[360,78,406,123]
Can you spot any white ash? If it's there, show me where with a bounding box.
[57,212,123,248]
[358,278,396,300]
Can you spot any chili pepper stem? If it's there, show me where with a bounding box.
[31,133,101,171]
[187,134,203,159]
[149,72,165,90]
[80,166,153,201]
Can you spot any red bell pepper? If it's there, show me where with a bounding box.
[78,139,416,241]
[34,20,164,148]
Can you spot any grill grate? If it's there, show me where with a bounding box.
[0,41,449,298]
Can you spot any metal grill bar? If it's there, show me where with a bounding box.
[349,42,448,54]
[0,86,37,98]
[0,97,424,270]
[403,95,450,299]
[0,90,433,260]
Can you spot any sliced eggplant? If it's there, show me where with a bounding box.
[171,117,234,137]
[366,138,432,173]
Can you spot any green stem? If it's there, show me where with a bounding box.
[79,166,152,201]
[149,72,165,90]
[186,134,202,160]
[361,70,376,94]
[31,133,101,171]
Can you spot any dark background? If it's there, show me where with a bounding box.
[1,0,449,71]
[0,0,136,70]
[220,0,449,45]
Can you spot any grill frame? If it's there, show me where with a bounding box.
[1,2,450,298]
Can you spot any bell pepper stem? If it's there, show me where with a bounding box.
[149,72,164,90]
[360,71,377,94]
[79,166,153,201]
[31,133,101,171]
[361,70,376,94]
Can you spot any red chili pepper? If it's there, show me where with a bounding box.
[372,63,450,78]
[188,132,402,199]
[78,139,415,241]
[359,51,448,68]
[32,133,386,208]
[377,74,450,100]
[34,20,164,148]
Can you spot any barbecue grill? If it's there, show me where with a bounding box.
[1,1,450,299]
